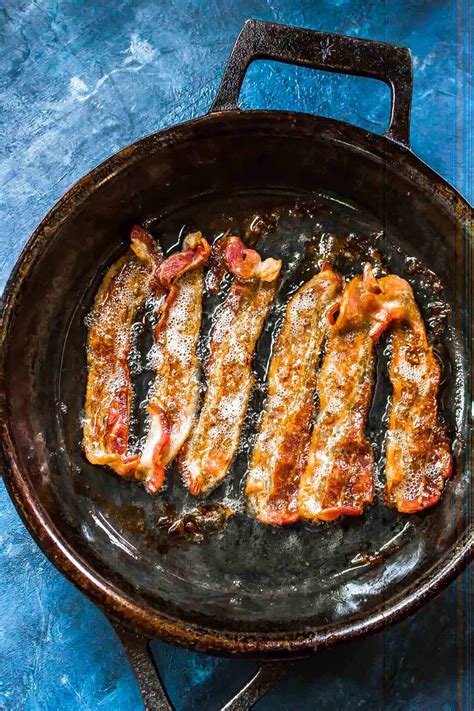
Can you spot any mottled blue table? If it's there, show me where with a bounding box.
[1,1,472,709]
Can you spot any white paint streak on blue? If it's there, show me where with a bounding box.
[66,33,158,105]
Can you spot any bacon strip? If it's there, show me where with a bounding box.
[245,264,343,525]
[83,226,162,475]
[298,264,407,522]
[384,278,452,512]
[179,237,282,495]
[136,232,211,494]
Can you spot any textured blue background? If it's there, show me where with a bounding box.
[1,1,472,709]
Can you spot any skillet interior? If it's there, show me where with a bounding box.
[1,111,471,650]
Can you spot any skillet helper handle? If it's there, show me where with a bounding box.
[113,622,173,711]
[113,620,292,711]
[210,19,413,146]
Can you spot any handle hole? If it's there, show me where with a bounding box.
[239,60,391,135]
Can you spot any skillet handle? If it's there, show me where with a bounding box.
[113,620,292,711]
[210,19,413,146]
[113,622,174,711]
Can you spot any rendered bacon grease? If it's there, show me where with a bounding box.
[83,226,162,476]
[136,232,211,493]
[245,263,343,524]
[179,236,282,495]
[383,277,453,512]
[84,222,452,522]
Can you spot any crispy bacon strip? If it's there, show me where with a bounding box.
[83,226,162,475]
[298,264,407,522]
[136,232,211,494]
[179,237,282,495]
[245,264,343,525]
[384,277,452,512]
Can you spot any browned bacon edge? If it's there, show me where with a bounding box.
[83,225,162,476]
[136,232,211,494]
[298,264,411,522]
[383,276,453,512]
[245,263,343,525]
[154,232,211,331]
[179,236,282,495]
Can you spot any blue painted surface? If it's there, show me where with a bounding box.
[1,1,472,709]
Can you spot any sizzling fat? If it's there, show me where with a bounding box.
[245,263,343,524]
[179,237,282,495]
[83,226,162,476]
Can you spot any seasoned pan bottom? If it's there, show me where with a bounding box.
[54,188,466,632]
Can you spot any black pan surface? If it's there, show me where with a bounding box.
[1,109,471,654]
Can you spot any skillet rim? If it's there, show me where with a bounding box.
[1,109,472,657]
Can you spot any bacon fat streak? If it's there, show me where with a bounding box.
[245,263,343,524]
[83,226,162,476]
[136,232,211,493]
[384,277,452,512]
[298,264,410,522]
[179,237,282,495]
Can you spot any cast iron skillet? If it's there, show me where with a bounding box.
[1,19,472,711]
